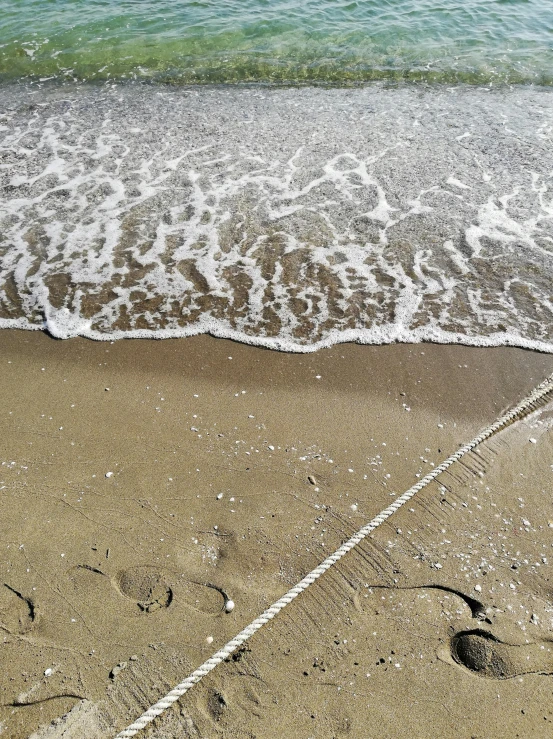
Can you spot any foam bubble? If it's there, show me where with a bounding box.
[43,307,92,340]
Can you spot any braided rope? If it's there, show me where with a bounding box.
[116,371,553,738]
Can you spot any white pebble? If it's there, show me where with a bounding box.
[44,668,53,677]
[216,493,223,500]
[474,584,482,592]
[105,471,113,478]
[225,599,235,613]
[529,438,537,444]
[206,636,214,644]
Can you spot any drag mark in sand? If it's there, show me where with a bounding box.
[362,583,486,621]
[115,370,553,737]
[0,582,38,635]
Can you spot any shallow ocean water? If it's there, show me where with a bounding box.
[1,83,552,351]
[1,0,552,85]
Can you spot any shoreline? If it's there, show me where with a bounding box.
[3,77,553,89]
[2,330,553,737]
[2,83,552,351]
[4,323,553,356]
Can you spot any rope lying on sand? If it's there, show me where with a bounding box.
[115,371,553,738]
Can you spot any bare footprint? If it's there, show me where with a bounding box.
[451,629,553,679]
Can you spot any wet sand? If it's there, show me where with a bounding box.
[1,330,553,738]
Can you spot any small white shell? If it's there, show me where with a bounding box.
[225,599,235,613]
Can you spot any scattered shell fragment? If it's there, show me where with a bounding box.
[307,475,317,485]
[110,662,128,679]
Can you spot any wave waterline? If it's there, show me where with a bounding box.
[1,82,552,352]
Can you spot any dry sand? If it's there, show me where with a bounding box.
[1,330,553,738]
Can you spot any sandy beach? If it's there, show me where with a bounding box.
[1,330,553,737]
[2,1,553,737]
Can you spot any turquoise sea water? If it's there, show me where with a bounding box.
[1,0,552,85]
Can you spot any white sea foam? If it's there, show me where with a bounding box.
[0,82,552,352]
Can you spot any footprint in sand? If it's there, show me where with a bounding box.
[67,564,227,616]
[359,583,553,682]
[451,628,553,679]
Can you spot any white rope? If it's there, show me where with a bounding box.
[115,371,553,738]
